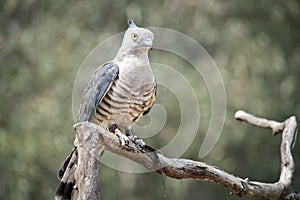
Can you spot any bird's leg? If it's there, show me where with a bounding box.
[125,128,145,147]
[107,123,118,133]
[125,128,135,139]
[107,124,129,147]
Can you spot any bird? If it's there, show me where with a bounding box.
[55,19,156,200]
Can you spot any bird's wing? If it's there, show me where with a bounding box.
[56,63,118,200]
[76,62,119,122]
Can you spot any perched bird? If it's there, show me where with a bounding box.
[55,20,156,200]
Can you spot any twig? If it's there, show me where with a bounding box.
[234,110,285,134]
[74,110,299,200]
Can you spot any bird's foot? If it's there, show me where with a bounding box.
[125,129,145,147]
[115,129,129,147]
[134,138,145,147]
[107,124,129,147]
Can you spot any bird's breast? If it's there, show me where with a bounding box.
[92,58,156,130]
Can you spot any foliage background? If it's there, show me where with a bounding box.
[0,0,299,199]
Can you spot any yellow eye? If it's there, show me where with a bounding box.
[131,33,138,41]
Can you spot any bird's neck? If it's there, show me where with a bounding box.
[115,47,150,61]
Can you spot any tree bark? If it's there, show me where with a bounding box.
[74,110,299,200]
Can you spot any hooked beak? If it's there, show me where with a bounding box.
[144,37,153,48]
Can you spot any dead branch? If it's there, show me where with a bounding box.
[74,110,299,200]
[234,110,285,134]
[75,130,101,200]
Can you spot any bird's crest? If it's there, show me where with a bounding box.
[128,19,137,28]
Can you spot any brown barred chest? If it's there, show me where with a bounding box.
[91,78,156,129]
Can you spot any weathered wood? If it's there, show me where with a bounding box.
[74,110,299,200]
[75,124,101,200]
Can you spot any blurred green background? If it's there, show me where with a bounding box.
[1,0,299,199]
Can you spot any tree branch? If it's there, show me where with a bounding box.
[75,129,101,200]
[74,110,299,200]
[234,110,285,134]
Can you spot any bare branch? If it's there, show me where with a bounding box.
[234,110,299,199]
[234,110,285,134]
[279,117,297,186]
[75,125,101,200]
[74,110,299,200]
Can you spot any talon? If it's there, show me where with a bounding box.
[115,129,129,147]
[134,138,145,147]
[127,135,137,141]
[125,128,145,146]
[128,135,145,146]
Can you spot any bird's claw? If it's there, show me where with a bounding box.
[134,138,145,147]
[128,135,145,147]
[115,129,129,147]
[113,128,145,147]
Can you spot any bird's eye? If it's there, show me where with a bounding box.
[131,33,138,41]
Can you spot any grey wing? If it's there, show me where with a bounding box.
[76,62,119,122]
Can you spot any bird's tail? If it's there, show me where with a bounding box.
[55,147,78,200]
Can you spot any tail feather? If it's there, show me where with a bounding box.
[55,147,78,200]
[58,147,74,179]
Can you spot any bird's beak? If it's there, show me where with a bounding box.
[144,37,153,48]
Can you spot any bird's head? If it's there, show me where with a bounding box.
[120,19,154,52]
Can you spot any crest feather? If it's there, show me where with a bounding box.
[128,19,137,28]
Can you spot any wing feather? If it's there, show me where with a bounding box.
[76,62,119,122]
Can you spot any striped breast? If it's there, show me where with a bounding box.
[91,77,156,130]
